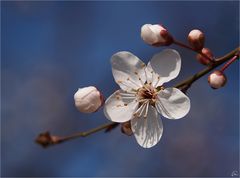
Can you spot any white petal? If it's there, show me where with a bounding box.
[156,88,190,119]
[131,106,163,148]
[150,49,181,86]
[145,62,161,87]
[104,90,139,123]
[111,51,146,91]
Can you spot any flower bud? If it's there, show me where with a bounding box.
[74,86,104,113]
[208,70,227,89]
[196,48,214,65]
[121,121,133,136]
[188,29,205,50]
[141,24,173,46]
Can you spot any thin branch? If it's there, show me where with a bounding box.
[36,122,119,148]
[175,47,239,92]
[173,40,213,61]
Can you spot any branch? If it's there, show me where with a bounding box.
[35,47,239,148]
[36,122,119,148]
[175,47,239,92]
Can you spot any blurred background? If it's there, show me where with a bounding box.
[1,1,239,177]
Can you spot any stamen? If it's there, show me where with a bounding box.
[154,76,161,87]
[141,63,146,69]
[127,77,142,88]
[117,80,135,90]
[151,71,154,85]
[119,92,136,97]
[144,102,149,118]
[133,101,147,117]
[137,98,148,103]
[156,97,172,119]
[138,102,147,117]
[121,96,136,99]
[143,67,148,83]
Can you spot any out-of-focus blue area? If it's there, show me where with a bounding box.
[1,1,239,177]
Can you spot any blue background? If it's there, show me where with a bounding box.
[1,1,239,177]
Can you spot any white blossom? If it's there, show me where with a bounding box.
[104,49,191,148]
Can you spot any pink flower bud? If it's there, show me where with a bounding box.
[121,121,133,136]
[196,48,214,65]
[74,86,104,113]
[188,29,205,50]
[208,70,227,89]
[141,24,173,46]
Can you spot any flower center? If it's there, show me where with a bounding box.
[137,84,158,105]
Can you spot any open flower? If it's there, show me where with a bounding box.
[104,49,191,148]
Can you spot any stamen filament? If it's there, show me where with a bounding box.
[127,78,142,88]
[134,101,148,117]
[154,76,161,88]
[138,102,147,117]
[144,102,149,118]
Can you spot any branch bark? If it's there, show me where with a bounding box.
[175,47,239,92]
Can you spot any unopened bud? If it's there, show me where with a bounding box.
[74,86,104,113]
[35,132,61,148]
[188,29,205,50]
[121,121,133,136]
[208,70,227,89]
[141,24,173,46]
[196,48,214,65]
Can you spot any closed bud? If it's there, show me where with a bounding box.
[208,70,227,89]
[188,29,205,50]
[141,24,173,46]
[74,86,104,113]
[196,48,214,65]
[121,121,133,136]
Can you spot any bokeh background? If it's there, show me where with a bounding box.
[1,1,239,177]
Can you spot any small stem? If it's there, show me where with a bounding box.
[36,122,119,148]
[173,40,213,61]
[220,55,239,72]
[61,122,119,141]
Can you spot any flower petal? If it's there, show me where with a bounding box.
[104,90,139,123]
[111,51,147,91]
[131,106,163,148]
[145,62,161,87]
[150,49,181,85]
[156,88,190,119]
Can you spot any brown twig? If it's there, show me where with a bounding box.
[173,40,213,61]
[36,122,119,148]
[175,47,239,92]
